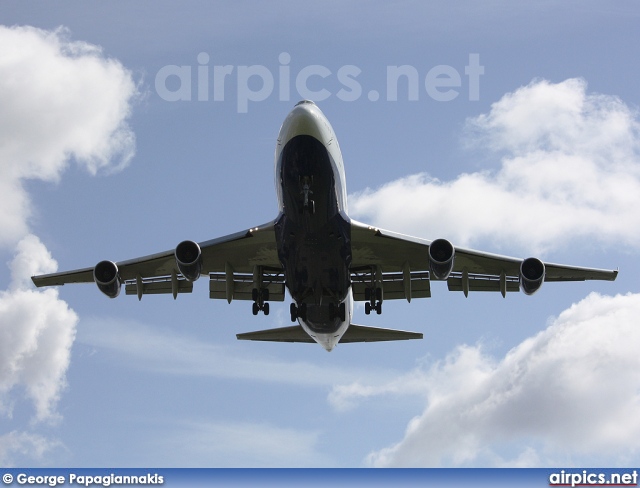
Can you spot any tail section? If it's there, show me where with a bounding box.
[236,324,422,344]
[339,324,422,343]
[236,325,314,343]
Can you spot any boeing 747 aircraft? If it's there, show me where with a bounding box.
[32,101,618,351]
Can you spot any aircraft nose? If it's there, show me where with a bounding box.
[278,100,328,147]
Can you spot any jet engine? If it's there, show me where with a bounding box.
[520,257,545,295]
[429,238,455,280]
[94,260,121,298]
[175,240,202,281]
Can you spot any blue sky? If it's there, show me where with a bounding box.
[1,1,639,467]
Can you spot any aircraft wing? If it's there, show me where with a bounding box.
[32,220,284,300]
[349,219,618,300]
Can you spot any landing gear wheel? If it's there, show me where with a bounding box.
[365,286,382,316]
[290,303,298,322]
[339,302,346,322]
[252,287,270,315]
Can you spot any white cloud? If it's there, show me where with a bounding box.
[350,78,640,254]
[8,234,58,290]
[0,430,63,467]
[0,25,137,247]
[328,368,428,412]
[0,235,78,423]
[0,25,137,427]
[341,78,640,467]
[347,292,640,467]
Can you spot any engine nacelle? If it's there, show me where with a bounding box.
[175,240,202,281]
[520,257,545,295]
[94,260,121,298]
[429,238,455,280]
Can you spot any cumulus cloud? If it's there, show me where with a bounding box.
[350,78,640,254]
[0,235,78,423]
[0,25,137,247]
[344,79,640,466]
[339,292,640,467]
[0,24,137,428]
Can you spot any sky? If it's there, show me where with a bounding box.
[0,1,639,468]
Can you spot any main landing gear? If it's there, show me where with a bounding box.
[290,302,307,322]
[329,302,347,322]
[364,287,382,315]
[289,302,346,322]
[252,287,270,316]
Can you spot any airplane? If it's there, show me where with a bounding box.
[32,100,619,351]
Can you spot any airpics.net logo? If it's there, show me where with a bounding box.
[154,52,484,113]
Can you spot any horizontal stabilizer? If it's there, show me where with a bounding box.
[340,324,423,342]
[236,325,314,343]
[236,324,423,343]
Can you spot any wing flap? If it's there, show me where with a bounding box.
[351,271,431,301]
[124,277,194,296]
[209,268,286,302]
[447,274,520,293]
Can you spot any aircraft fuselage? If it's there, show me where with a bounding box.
[274,101,353,351]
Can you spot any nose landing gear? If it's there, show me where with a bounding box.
[300,176,315,215]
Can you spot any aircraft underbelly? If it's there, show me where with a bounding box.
[275,135,352,333]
